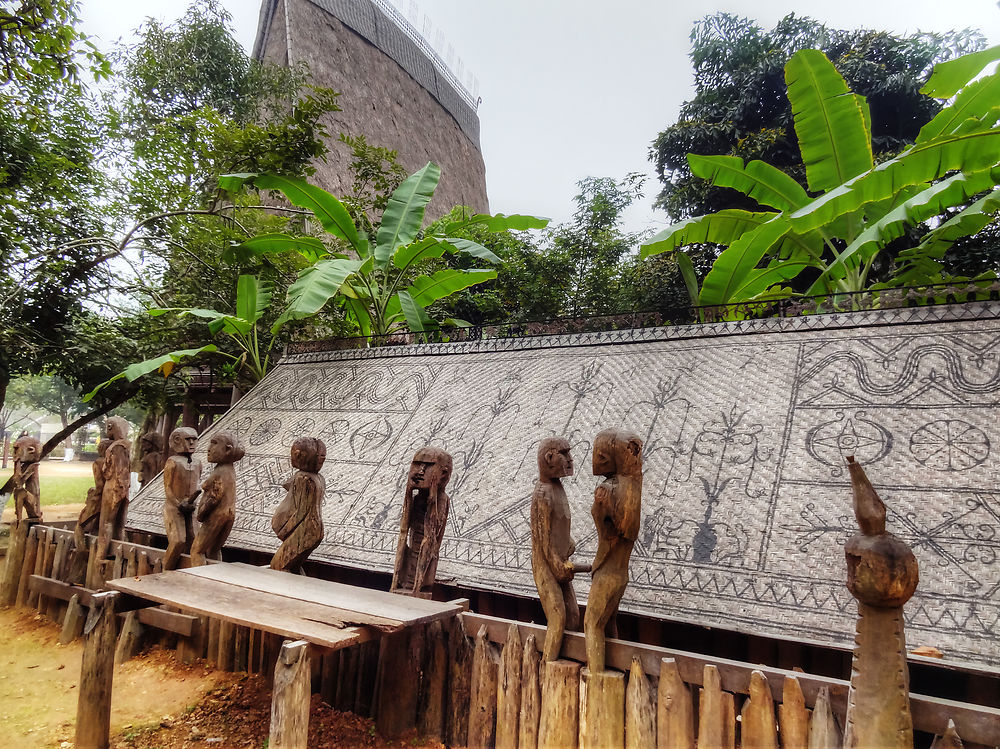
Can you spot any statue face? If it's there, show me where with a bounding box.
[291,437,326,472]
[207,434,231,464]
[540,438,573,479]
[169,427,199,456]
[592,435,615,477]
[14,437,41,464]
[105,417,128,442]
[409,447,450,490]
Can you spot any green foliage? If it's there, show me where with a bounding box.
[642,47,1000,313]
[337,134,407,236]
[225,166,548,336]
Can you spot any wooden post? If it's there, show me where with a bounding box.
[519,634,541,749]
[26,527,47,608]
[658,657,693,749]
[60,593,85,644]
[137,551,151,577]
[375,627,423,739]
[354,640,379,718]
[115,611,145,664]
[269,639,312,749]
[468,624,500,749]
[178,614,206,665]
[234,625,250,672]
[778,675,810,749]
[0,518,32,605]
[46,534,69,620]
[218,620,235,671]
[740,670,777,749]
[626,656,655,749]
[446,616,474,748]
[581,667,625,749]
[336,641,360,711]
[37,530,57,614]
[538,659,580,749]
[319,650,340,704]
[495,623,522,749]
[930,719,964,749]
[808,686,842,749]
[698,664,727,749]
[16,523,40,606]
[206,616,220,667]
[75,591,119,749]
[418,620,447,741]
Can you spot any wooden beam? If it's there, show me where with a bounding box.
[461,612,1000,747]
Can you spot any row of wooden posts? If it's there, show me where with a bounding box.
[1,521,997,749]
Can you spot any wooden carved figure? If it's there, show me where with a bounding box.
[585,427,642,673]
[11,436,42,524]
[190,430,244,566]
[390,446,452,598]
[162,427,202,570]
[91,417,132,581]
[75,439,109,550]
[270,437,326,572]
[843,455,918,749]
[531,437,589,662]
[138,431,165,487]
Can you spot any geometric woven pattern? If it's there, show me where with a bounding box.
[128,302,1000,669]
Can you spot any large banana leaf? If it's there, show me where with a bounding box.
[341,293,373,338]
[688,155,810,212]
[83,345,219,402]
[785,49,873,193]
[375,162,440,269]
[439,237,501,263]
[405,268,498,307]
[710,260,814,309]
[444,213,550,233]
[640,210,775,258]
[392,237,447,271]
[237,233,330,263]
[921,45,1000,98]
[272,257,364,333]
[236,275,271,324]
[917,71,1000,143]
[148,307,250,337]
[397,290,439,333]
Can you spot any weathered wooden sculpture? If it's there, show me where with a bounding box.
[531,437,589,662]
[162,427,202,571]
[74,439,109,551]
[270,437,326,572]
[585,427,643,673]
[190,430,244,566]
[89,417,133,587]
[11,436,42,524]
[390,446,453,597]
[138,431,165,487]
[843,455,919,749]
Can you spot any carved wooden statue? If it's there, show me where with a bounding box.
[531,437,589,662]
[190,430,244,566]
[11,436,42,524]
[89,417,133,589]
[390,446,452,598]
[270,437,326,572]
[162,427,202,570]
[843,455,919,749]
[138,431,165,487]
[585,427,643,673]
[75,439,109,550]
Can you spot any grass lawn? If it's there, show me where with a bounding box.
[1,460,94,505]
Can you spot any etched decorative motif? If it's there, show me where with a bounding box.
[127,305,1000,668]
[910,420,990,471]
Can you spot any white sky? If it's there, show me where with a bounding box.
[78,0,1000,233]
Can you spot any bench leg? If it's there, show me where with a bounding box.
[269,639,312,749]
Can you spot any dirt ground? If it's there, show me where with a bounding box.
[0,608,444,749]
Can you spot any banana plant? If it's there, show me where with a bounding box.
[221,163,548,337]
[641,47,1000,315]
[83,275,274,401]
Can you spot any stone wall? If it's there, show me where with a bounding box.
[129,301,1000,668]
[254,0,489,218]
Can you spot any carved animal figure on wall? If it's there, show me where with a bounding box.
[75,439,109,550]
[843,455,919,748]
[531,436,590,662]
[270,437,327,572]
[11,436,42,524]
[162,427,203,571]
[585,427,643,673]
[138,431,165,487]
[391,446,453,598]
[190,431,245,566]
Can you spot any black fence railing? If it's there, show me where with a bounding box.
[285,280,1000,355]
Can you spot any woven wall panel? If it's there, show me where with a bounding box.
[128,307,1000,667]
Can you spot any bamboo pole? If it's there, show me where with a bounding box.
[75,591,119,749]
[269,639,312,749]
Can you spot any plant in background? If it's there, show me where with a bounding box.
[222,163,548,337]
[641,46,1000,314]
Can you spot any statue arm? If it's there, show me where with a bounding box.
[533,486,573,583]
[196,476,221,522]
[390,488,413,590]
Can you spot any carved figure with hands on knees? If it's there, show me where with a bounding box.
[585,427,642,673]
[11,436,42,524]
[162,427,202,570]
[190,431,244,566]
[391,446,452,598]
[270,437,326,573]
[531,436,589,662]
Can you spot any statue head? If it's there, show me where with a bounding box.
[13,436,41,465]
[538,437,573,481]
[105,416,129,442]
[140,432,164,455]
[168,427,199,457]
[592,428,643,478]
[408,446,452,491]
[290,437,326,473]
[206,431,245,465]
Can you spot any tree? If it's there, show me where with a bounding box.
[641,47,1000,312]
[7,375,81,447]
[650,13,984,221]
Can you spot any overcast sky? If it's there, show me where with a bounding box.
[78,0,1000,233]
